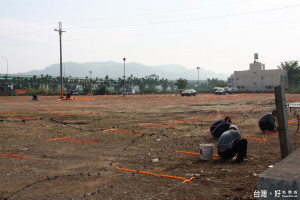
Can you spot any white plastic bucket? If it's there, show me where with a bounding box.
[200,144,214,160]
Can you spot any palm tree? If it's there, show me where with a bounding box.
[175,78,188,90]
[137,78,146,93]
[160,78,169,91]
[145,78,158,92]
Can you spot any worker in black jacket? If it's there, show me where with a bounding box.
[210,116,232,138]
[259,110,277,132]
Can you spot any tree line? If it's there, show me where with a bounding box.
[278,60,300,92]
[0,74,227,95]
[3,59,298,96]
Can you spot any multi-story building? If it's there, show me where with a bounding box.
[231,55,287,92]
[145,74,159,79]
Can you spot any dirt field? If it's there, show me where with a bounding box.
[1,93,300,200]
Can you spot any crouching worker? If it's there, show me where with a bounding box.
[259,110,277,132]
[32,94,39,101]
[210,116,232,138]
[217,125,248,163]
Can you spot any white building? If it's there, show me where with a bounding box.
[232,55,287,92]
[145,74,159,79]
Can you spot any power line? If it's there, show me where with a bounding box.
[62,0,251,25]
[0,29,51,38]
[1,4,299,38]
[67,4,300,30]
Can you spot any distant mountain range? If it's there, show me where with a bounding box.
[18,61,229,80]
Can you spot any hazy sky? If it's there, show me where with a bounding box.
[1,0,300,75]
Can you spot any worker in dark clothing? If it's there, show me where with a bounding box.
[32,94,39,101]
[217,125,248,163]
[259,110,277,132]
[66,93,71,99]
[210,116,232,138]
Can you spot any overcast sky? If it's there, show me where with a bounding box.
[1,0,300,75]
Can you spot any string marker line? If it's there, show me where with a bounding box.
[116,166,195,184]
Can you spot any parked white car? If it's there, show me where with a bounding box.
[122,90,135,95]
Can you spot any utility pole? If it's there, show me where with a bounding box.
[89,71,92,94]
[54,22,66,98]
[197,67,200,88]
[123,57,126,91]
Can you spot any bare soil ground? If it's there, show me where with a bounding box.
[0,93,300,200]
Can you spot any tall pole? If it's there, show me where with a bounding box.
[2,57,8,74]
[54,22,66,98]
[197,67,200,88]
[89,71,92,93]
[123,57,126,91]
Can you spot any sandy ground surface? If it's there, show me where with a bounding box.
[0,93,300,200]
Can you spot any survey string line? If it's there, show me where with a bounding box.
[0,154,27,158]
[5,134,145,199]
[116,167,195,183]
[3,102,292,199]
[5,130,146,200]
[74,133,165,200]
[74,135,201,199]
